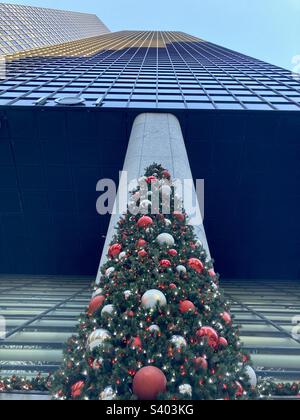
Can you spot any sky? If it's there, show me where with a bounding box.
[3,0,300,70]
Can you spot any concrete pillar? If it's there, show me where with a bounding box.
[96,113,210,284]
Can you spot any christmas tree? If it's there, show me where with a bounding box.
[51,164,256,400]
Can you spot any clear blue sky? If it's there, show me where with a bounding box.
[4,0,300,70]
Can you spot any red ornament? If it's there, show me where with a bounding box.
[160,259,171,268]
[188,258,204,274]
[127,311,135,317]
[137,239,147,248]
[235,381,244,397]
[71,381,85,399]
[218,337,229,348]
[208,269,216,278]
[146,176,158,184]
[138,249,148,258]
[168,249,178,257]
[194,357,208,371]
[179,300,196,313]
[88,357,94,368]
[109,243,122,258]
[87,295,105,316]
[133,367,167,400]
[170,283,177,289]
[221,312,232,325]
[130,337,142,349]
[197,327,219,348]
[162,170,171,179]
[137,216,153,228]
[173,211,185,222]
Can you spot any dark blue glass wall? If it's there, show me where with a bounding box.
[0,106,299,280]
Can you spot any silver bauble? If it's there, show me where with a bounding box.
[138,176,147,185]
[170,335,187,349]
[100,386,117,400]
[141,290,167,309]
[245,366,257,388]
[87,329,111,351]
[176,265,187,275]
[140,199,152,212]
[124,290,132,299]
[105,267,115,278]
[164,219,172,227]
[148,324,161,333]
[179,384,192,397]
[156,233,175,247]
[92,288,103,298]
[119,252,127,260]
[101,304,115,317]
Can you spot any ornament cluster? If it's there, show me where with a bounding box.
[51,164,256,401]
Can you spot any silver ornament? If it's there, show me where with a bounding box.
[141,290,167,309]
[124,290,132,299]
[105,267,115,277]
[179,384,192,397]
[170,335,187,349]
[87,329,111,351]
[140,199,152,212]
[156,233,175,247]
[148,324,160,333]
[138,176,147,185]
[245,366,257,388]
[100,386,117,400]
[119,252,127,260]
[164,219,172,227]
[92,288,103,298]
[101,304,115,317]
[176,265,187,275]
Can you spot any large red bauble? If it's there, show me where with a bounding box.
[87,295,105,316]
[221,312,232,325]
[137,216,153,228]
[71,381,85,398]
[188,258,204,274]
[173,211,185,222]
[218,337,229,348]
[197,327,219,348]
[137,239,147,248]
[179,300,196,313]
[168,249,178,257]
[138,249,148,258]
[133,367,167,400]
[194,357,208,371]
[160,259,171,268]
[109,243,122,258]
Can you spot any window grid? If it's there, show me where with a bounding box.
[0,30,300,111]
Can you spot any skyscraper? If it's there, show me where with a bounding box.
[0,3,109,56]
[0,5,299,280]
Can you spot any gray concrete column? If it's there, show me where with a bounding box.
[96,113,210,284]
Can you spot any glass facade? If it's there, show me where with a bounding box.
[1,31,300,111]
[0,3,109,56]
